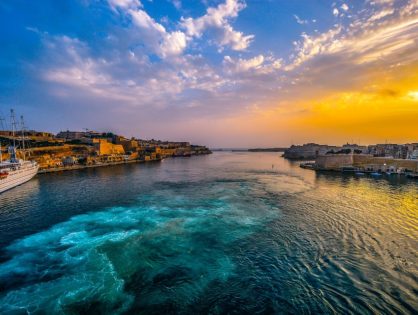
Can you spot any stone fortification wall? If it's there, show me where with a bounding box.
[315,154,354,169]
[353,155,418,171]
[315,154,418,171]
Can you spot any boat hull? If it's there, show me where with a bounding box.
[0,162,39,193]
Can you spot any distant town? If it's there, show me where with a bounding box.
[283,142,418,160]
[1,127,417,177]
[283,142,418,177]
[0,129,211,173]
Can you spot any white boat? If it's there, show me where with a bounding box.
[0,158,39,193]
[0,110,39,193]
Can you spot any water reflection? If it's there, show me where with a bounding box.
[1,176,40,205]
[0,152,417,314]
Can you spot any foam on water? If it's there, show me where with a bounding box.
[0,173,281,314]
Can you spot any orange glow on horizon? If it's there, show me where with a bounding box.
[206,63,418,146]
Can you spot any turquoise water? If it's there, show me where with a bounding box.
[0,152,417,314]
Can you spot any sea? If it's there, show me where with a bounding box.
[0,152,417,314]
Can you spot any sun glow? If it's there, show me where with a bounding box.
[272,65,418,144]
[407,91,418,101]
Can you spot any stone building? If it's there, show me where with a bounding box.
[93,139,125,155]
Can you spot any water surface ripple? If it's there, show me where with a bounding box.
[0,152,417,314]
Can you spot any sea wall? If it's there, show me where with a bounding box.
[314,154,418,171]
[353,155,418,172]
[315,154,354,169]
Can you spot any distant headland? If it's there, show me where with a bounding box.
[0,129,211,173]
[211,148,287,152]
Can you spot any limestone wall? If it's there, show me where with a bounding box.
[353,155,418,171]
[94,140,125,155]
[315,154,354,169]
[315,154,418,171]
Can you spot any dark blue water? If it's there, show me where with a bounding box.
[0,152,417,314]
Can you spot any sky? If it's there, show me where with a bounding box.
[0,0,417,147]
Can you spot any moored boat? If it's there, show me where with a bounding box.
[0,110,39,193]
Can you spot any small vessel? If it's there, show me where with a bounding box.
[370,172,382,177]
[341,166,357,173]
[355,172,365,176]
[406,173,418,179]
[300,162,315,169]
[0,110,39,193]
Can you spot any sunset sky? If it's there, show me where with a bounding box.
[1,0,417,147]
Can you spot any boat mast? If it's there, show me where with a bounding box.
[9,109,18,163]
[11,109,16,148]
[20,115,26,160]
[0,114,5,131]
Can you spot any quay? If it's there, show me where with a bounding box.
[299,154,418,179]
[283,142,418,179]
[37,158,161,174]
[0,129,212,175]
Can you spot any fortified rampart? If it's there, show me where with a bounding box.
[315,154,418,172]
[352,155,417,172]
[315,154,354,169]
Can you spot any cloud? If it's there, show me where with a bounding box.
[128,8,165,33]
[341,3,349,11]
[41,36,160,99]
[39,33,230,113]
[25,26,40,33]
[287,26,343,69]
[333,8,339,17]
[294,15,308,25]
[41,0,418,121]
[127,8,187,58]
[368,8,394,21]
[218,24,254,50]
[181,0,254,51]
[108,0,141,10]
[106,0,188,58]
[289,2,418,69]
[9,0,418,146]
[107,0,253,58]
[181,0,245,37]
[171,0,181,10]
[223,55,282,74]
[223,55,264,72]
[368,0,394,5]
[160,31,187,56]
